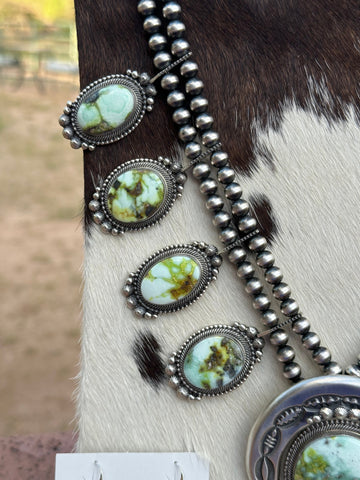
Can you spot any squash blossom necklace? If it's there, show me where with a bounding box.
[136,1,360,480]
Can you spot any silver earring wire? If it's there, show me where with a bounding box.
[174,461,184,480]
[92,460,103,480]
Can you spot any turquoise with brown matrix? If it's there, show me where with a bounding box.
[140,256,200,305]
[107,169,164,223]
[183,336,244,390]
[77,84,135,135]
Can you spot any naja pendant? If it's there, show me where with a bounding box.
[247,375,360,480]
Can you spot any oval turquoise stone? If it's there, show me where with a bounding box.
[183,335,244,391]
[140,255,200,306]
[107,169,165,223]
[77,84,135,135]
[295,434,360,479]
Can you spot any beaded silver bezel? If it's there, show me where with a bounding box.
[89,157,185,234]
[59,72,154,150]
[166,323,264,400]
[123,242,221,318]
[247,375,360,480]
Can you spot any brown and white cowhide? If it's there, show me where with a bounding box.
[74,1,360,478]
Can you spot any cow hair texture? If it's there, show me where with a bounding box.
[74,1,360,478]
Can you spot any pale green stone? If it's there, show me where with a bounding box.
[107,169,165,223]
[183,336,244,391]
[141,255,200,305]
[77,84,135,135]
[295,434,360,479]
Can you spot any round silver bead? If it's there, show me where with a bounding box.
[232,199,249,217]
[126,296,137,309]
[228,247,247,265]
[265,266,283,284]
[302,332,320,350]
[349,408,360,420]
[273,283,291,300]
[58,114,70,127]
[143,15,161,33]
[190,96,208,113]
[168,376,180,388]
[185,78,204,95]
[245,278,263,295]
[192,162,211,179]
[163,2,181,19]
[70,137,82,149]
[320,407,333,420]
[122,284,134,297]
[253,337,265,350]
[292,317,310,334]
[92,211,104,224]
[172,108,191,125]
[185,142,202,160]
[206,195,224,212]
[153,51,172,69]
[225,183,242,200]
[262,309,279,327]
[171,39,190,57]
[148,33,167,51]
[199,178,217,195]
[237,261,255,279]
[138,0,156,15]
[219,227,238,245]
[270,329,289,346]
[217,167,235,184]
[178,125,196,142]
[277,346,295,363]
[211,255,223,268]
[196,113,214,131]
[175,172,187,185]
[312,347,331,365]
[139,72,151,85]
[281,298,299,316]
[323,361,342,375]
[253,294,271,311]
[238,215,257,233]
[100,221,112,233]
[161,73,179,90]
[334,407,348,420]
[211,151,228,168]
[167,90,185,107]
[88,200,100,212]
[135,306,146,317]
[62,126,73,139]
[213,211,231,228]
[167,20,185,38]
[177,386,189,399]
[145,84,157,96]
[202,130,220,147]
[165,364,177,376]
[345,364,360,377]
[283,362,301,380]
[180,61,198,78]
[248,235,267,252]
[256,251,275,268]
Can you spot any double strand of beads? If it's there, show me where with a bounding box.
[138,0,360,380]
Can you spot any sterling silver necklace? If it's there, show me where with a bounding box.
[137,1,360,478]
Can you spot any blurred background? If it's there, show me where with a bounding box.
[0,0,82,436]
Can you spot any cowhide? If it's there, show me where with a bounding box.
[73,1,360,478]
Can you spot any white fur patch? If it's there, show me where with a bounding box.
[76,104,360,479]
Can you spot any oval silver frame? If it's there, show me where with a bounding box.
[59,71,155,150]
[123,242,222,318]
[89,157,185,234]
[246,375,360,480]
[166,323,264,400]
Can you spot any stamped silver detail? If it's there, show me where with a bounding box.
[166,323,264,400]
[123,242,222,318]
[247,375,360,480]
[59,71,154,150]
[89,157,186,234]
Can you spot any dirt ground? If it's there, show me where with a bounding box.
[0,78,83,435]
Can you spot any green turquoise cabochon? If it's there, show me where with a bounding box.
[59,71,155,150]
[123,242,222,318]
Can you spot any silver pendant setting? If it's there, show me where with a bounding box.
[59,70,155,150]
[88,157,186,235]
[247,375,360,479]
[123,242,222,318]
[166,323,264,400]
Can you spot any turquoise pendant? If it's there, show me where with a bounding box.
[123,242,222,318]
[88,157,186,235]
[59,71,155,150]
[165,323,264,400]
[247,375,360,480]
